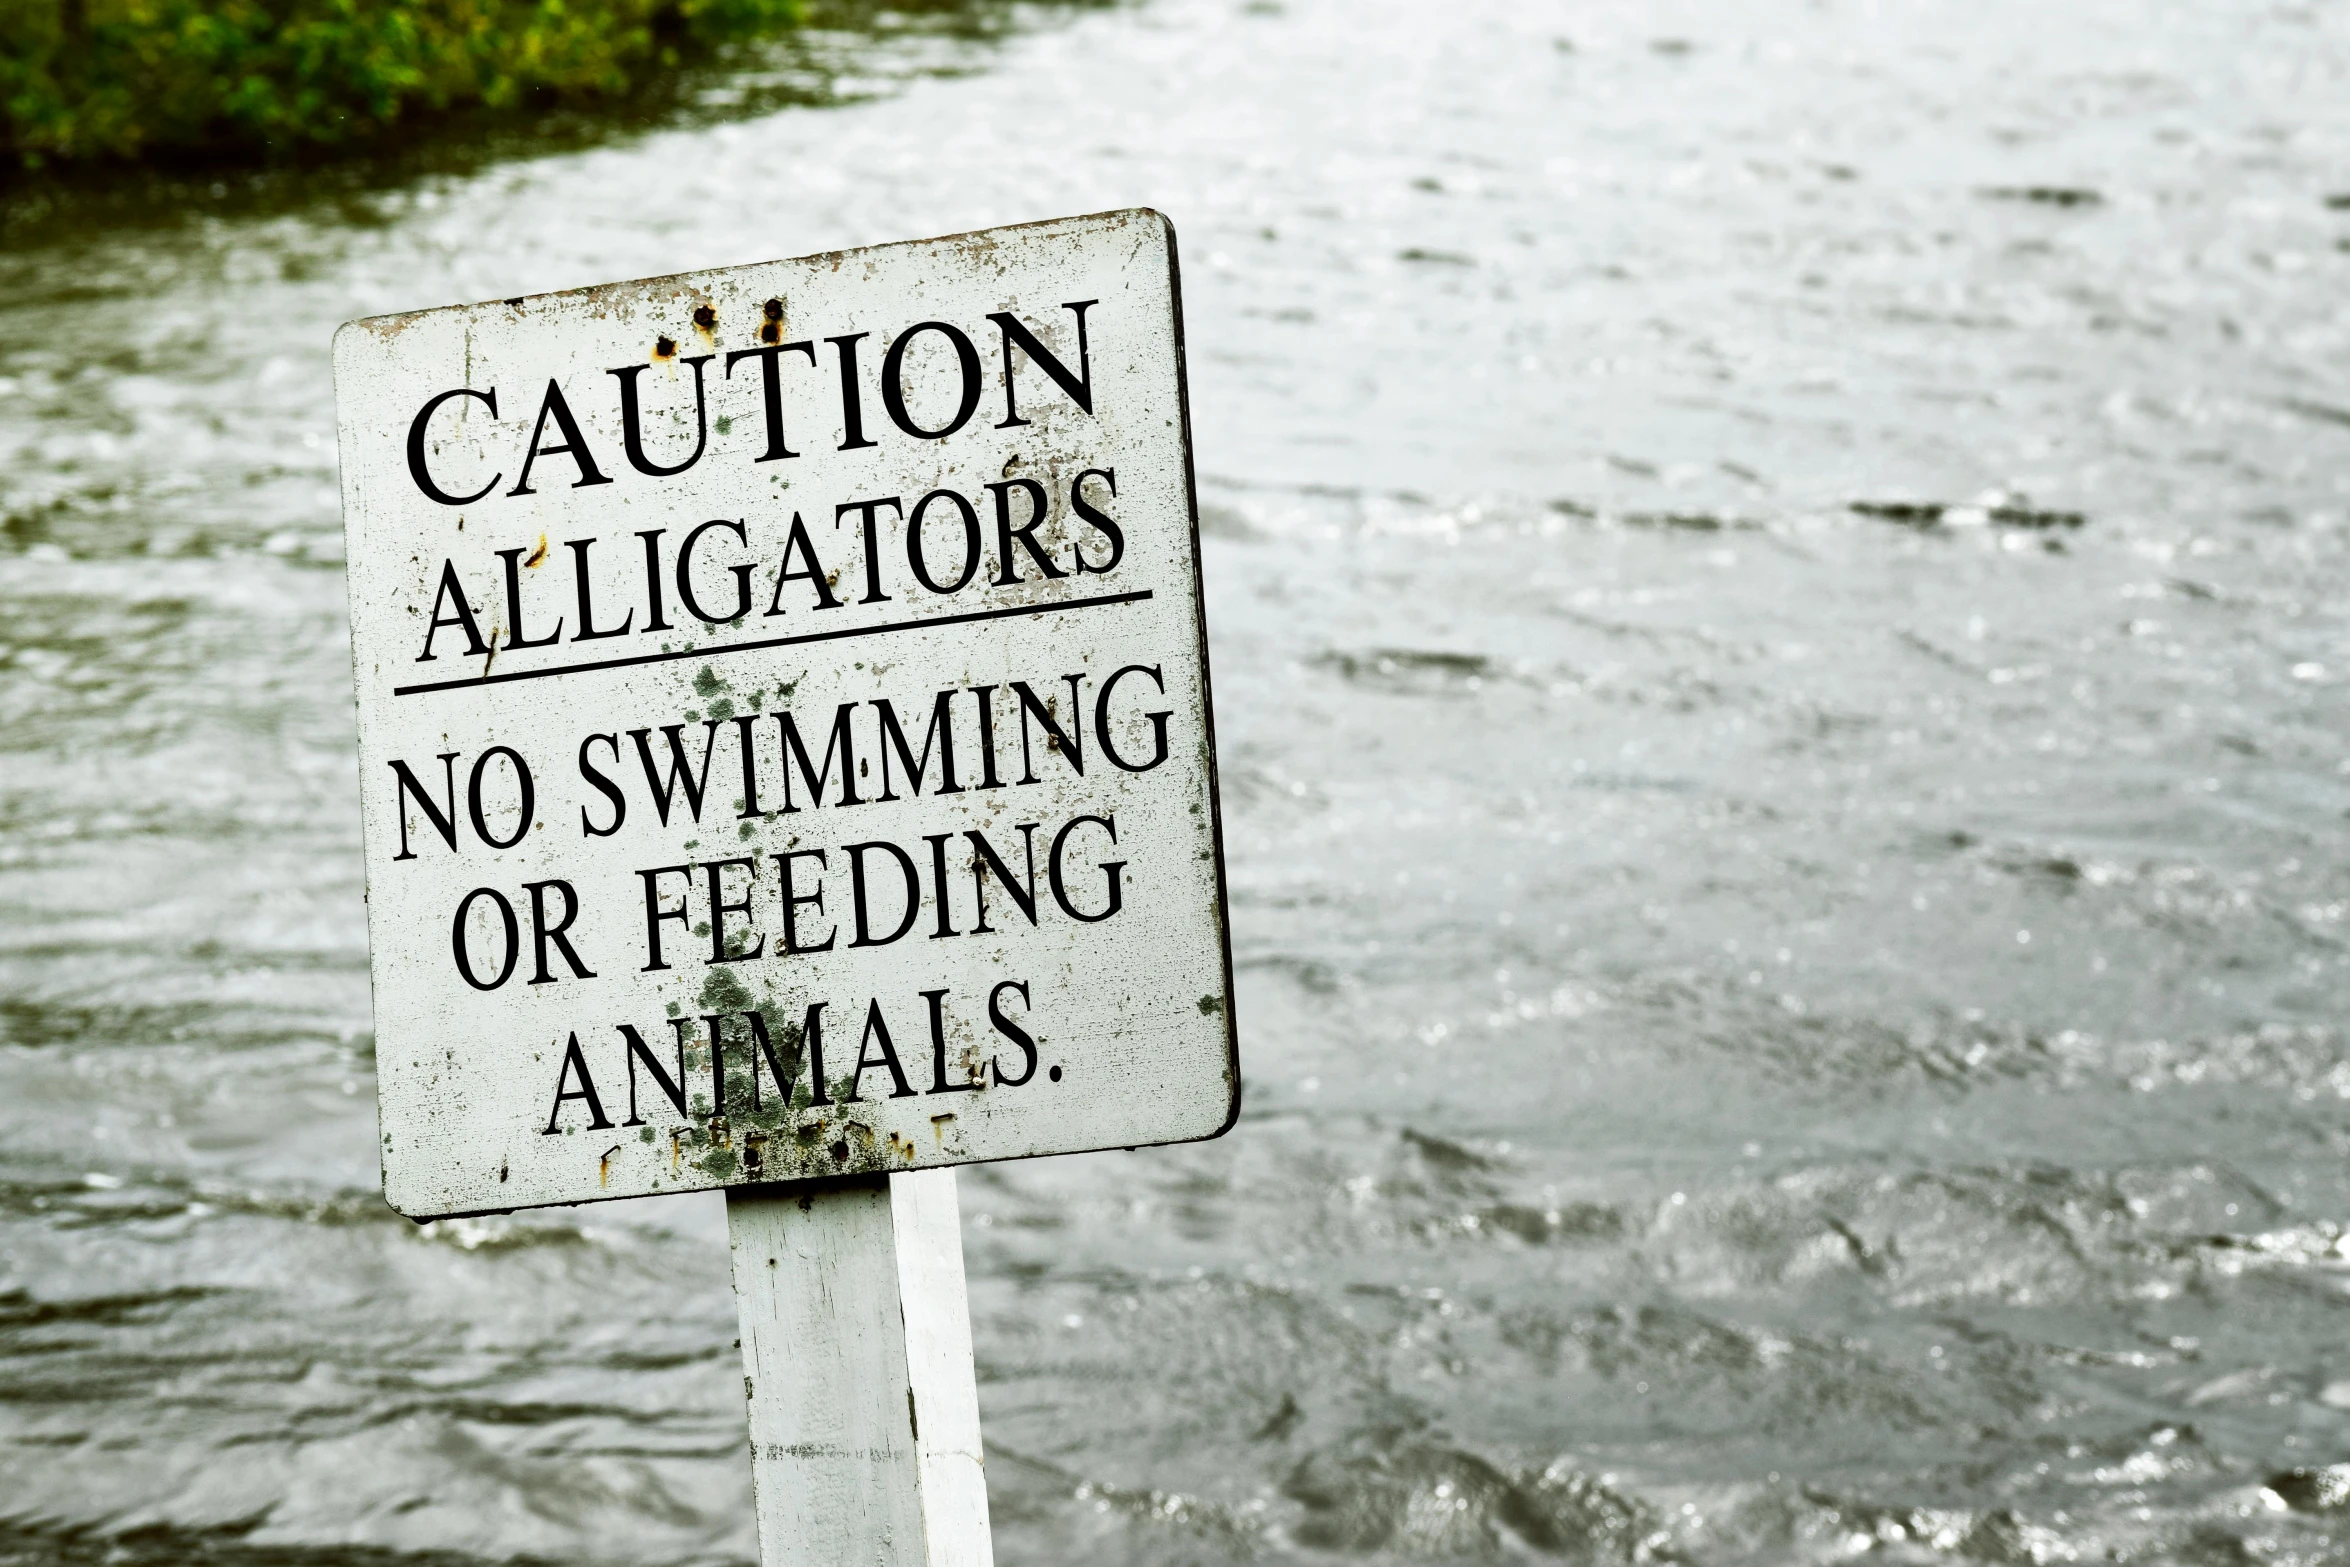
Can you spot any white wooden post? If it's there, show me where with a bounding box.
[726,1169,993,1567]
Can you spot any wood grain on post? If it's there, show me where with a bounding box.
[727,1171,992,1567]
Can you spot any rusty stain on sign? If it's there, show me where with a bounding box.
[334,210,1238,1221]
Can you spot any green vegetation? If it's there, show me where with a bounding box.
[0,0,801,166]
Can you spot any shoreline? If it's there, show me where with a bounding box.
[2,0,803,169]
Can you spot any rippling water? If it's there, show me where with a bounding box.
[6,0,2350,1560]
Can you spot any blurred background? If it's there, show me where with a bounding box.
[4,0,2350,1562]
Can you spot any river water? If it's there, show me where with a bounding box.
[5,0,2350,1561]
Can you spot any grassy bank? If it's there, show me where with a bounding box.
[1,0,801,166]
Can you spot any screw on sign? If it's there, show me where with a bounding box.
[331,210,1239,1566]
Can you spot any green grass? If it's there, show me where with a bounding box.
[0,0,803,165]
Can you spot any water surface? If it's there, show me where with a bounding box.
[5,0,2350,1561]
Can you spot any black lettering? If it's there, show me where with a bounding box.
[873,689,963,801]
[638,528,672,633]
[1096,664,1171,772]
[1069,467,1124,574]
[578,734,626,837]
[804,1001,833,1106]
[700,1013,731,1117]
[619,1022,689,1125]
[924,988,978,1094]
[774,848,835,953]
[525,879,596,983]
[389,752,460,860]
[452,887,520,990]
[724,340,817,461]
[988,301,1096,427]
[1012,676,1085,783]
[1050,814,1125,923]
[407,387,502,506]
[542,1033,613,1133]
[743,1008,816,1111]
[467,746,534,849]
[417,560,489,662]
[905,488,981,594]
[965,823,1040,933]
[766,512,843,614]
[970,685,1005,790]
[834,496,903,605]
[567,537,634,641]
[638,863,693,971]
[496,545,565,650]
[845,840,920,948]
[881,321,981,439]
[507,379,612,495]
[608,355,715,478]
[705,855,764,964]
[677,518,755,625]
[774,703,864,811]
[988,980,1037,1086]
[924,833,957,938]
[827,333,877,452]
[844,999,916,1101]
[989,478,1066,585]
[734,714,763,819]
[630,722,721,825]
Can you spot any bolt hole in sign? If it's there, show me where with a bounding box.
[333,211,1239,1220]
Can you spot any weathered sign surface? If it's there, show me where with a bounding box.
[334,210,1236,1220]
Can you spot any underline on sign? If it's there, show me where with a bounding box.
[390,590,1157,697]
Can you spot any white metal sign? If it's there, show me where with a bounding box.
[335,210,1236,1220]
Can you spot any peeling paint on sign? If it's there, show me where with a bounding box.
[334,210,1238,1220]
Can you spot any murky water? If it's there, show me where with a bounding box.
[6,0,2350,1560]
